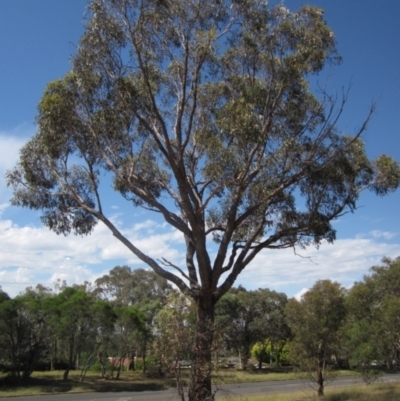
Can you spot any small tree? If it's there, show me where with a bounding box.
[7,1,400,399]
[153,293,196,371]
[251,341,290,367]
[285,280,346,396]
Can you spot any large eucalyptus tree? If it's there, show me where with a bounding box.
[7,0,400,399]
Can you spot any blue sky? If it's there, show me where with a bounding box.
[0,0,399,298]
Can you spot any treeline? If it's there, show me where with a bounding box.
[1,257,400,392]
[0,267,173,382]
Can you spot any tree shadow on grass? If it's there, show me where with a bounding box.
[0,376,169,394]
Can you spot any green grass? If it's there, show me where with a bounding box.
[0,368,358,398]
[234,382,400,401]
[211,368,357,385]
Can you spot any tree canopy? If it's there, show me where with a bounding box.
[345,257,400,380]
[216,288,288,370]
[7,0,399,302]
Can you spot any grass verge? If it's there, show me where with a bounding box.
[233,381,400,401]
[0,368,357,398]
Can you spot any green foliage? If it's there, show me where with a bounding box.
[286,280,346,359]
[216,288,289,370]
[0,292,47,380]
[344,257,400,380]
[93,266,174,376]
[7,0,399,303]
[90,360,113,372]
[285,280,346,395]
[251,341,289,365]
[94,266,173,308]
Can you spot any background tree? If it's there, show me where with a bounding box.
[95,266,173,373]
[285,280,346,396]
[15,287,54,377]
[105,305,144,379]
[345,256,400,379]
[248,289,290,369]
[79,299,116,381]
[216,289,256,370]
[0,293,46,381]
[95,266,173,307]
[7,0,400,399]
[216,288,287,370]
[50,287,100,380]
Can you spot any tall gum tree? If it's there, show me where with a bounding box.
[6,1,400,399]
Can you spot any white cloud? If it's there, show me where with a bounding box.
[0,203,9,217]
[237,238,400,295]
[132,219,157,232]
[370,230,397,240]
[0,128,190,297]
[1,150,399,300]
[2,209,400,299]
[0,134,27,171]
[0,216,186,297]
[294,288,309,301]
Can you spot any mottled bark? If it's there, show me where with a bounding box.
[188,293,215,401]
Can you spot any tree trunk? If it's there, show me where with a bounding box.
[116,358,122,379]
[75,352,80,370]
[64,340,74,381]
[188,294,215,401]
[316,349,325,397]
[271,343,274,367]
[240,349,249,371]
[97,351,106,378]
[142,352,146,374]
[276,343,283,367]
[129,350,135,371]
[174,360,185,401]
[63,369,70,381]
[258,345,264,370]
[317,366,324,397]
[50,339,57,371]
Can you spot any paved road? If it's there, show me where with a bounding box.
[2,374,400,401]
